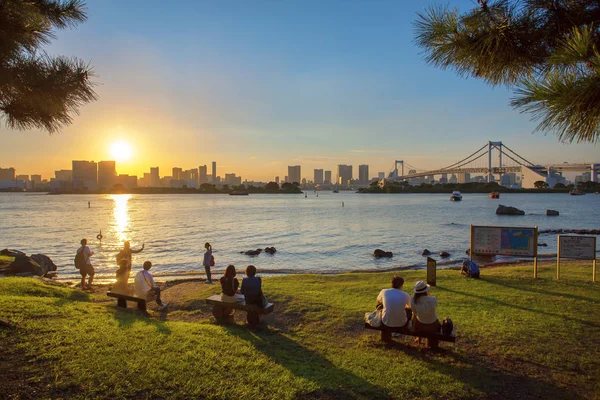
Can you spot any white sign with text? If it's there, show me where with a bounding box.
[558,236,597,260]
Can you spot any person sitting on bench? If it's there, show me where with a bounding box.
[134,261,167,310]
[241,265,264,308]
[376,275,411,329]
[411,280,441,347]
[112,259,129,294]
[220,264,243,303]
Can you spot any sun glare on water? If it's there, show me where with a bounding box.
[110,140,132,161]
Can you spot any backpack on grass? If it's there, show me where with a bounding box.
[441,317,454,336]
[74,249,86,270]
[461,260,480,279]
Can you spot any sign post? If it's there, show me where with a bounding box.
[556,235,597,282]
[470,225,538,277]
[426,257,436,287]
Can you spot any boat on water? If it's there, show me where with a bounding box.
[332,189,339,193]
[490,192,500,199]
[229,191,249,196]
[450,191,463,201]
[569,189,585,196]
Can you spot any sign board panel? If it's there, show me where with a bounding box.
[426,257,436,286]
[558,236,596,260]
[471,226,537,257]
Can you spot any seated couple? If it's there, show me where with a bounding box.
[376,275,441,347]
[220,264,266,308]
[113,260,167,310]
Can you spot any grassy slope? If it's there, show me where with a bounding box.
[1,262,599,399]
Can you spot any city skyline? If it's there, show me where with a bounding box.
[1,1,598,181]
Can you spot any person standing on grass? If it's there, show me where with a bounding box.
[134,261,167,310]
[411,280,441,348]
[77,239,95,290]
[203,242,213,284]
[376,275,412,332]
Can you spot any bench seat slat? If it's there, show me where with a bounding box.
[364,322,456,343]
[205,294,274,314]
[107,291,146,304]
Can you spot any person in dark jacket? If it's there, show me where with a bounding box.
[241,265,264,308]
[220,264,241,303]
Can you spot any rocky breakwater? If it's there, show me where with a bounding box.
[0,249,57,277]
[539,229,600,235]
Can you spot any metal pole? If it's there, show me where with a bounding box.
[556,236,561,280]
[488,142,492,183]
[498,143,503,183]
[534,256,538,279]
[593,259,597,283]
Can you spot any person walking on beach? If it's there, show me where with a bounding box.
[134,261,167,310]
[77,239,95,290]
[116,241,144,281]
[203,242,213,284]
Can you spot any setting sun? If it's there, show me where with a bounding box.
[110,140,132,161]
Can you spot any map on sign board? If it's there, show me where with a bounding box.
[559,236,597,260]
[472,226,537,257]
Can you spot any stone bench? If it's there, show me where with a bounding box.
[107,291,147,313]
[364,322,456,348]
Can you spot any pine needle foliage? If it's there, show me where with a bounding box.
[0,0,96,134]
[414,0,600,143]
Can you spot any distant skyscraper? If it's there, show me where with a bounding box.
[30,175,41,183]
[55,170,72,182]
[224,173,242,186]
[284,175,288,182]
[288,165,301,184]
[457,173,470,184]
[337,164,353,185]
[324,170,332,184]
[314,169,324,184]
[212,161,217,183]
[98,161,117,188]
[358,165,369,184]
[275,176,280,184]
[16,174,29,182]
[199,165,208,185]
[72,160,97,190]
[378,172,385,180]
[172,167,182,180]
[0,167,15,181]
[150,167,160,187]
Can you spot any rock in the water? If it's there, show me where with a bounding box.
[31,254,57,275]
[421,249,431,256]
[496,204,525,215]
[264,247,277,254]
[7,256,44,276]
[538,243,548,247]
[546,210,559,216]
[439,251,450,258]
[373,249,393,258]
[0,249,26,257]
[244,249,263,256]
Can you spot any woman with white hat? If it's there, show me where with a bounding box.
[411,280,441,348]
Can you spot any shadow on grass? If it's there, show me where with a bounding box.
[437,285,600,328]
[381,339,574,399]
[482,276,598,303]
[52,290,90,307]
[225,325,390,399]
[108,306,172,334]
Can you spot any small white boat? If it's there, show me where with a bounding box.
[450,191,463,201]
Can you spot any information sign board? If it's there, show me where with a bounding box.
[558,236,596,260]
[471,226,538,257]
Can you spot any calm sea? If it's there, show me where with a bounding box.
[1,192,598,282]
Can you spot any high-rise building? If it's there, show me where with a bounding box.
[288,165,301,184]
[16,174,29,182]
[172,167,182,181]
[212,161,217,183]
[116,174,137,189]
[55,170,72,181]
[314,169,324,184]
[358,165,369,184]
[224,173,242,186]
[275,176,280,184]
[337,165,353,185]
[150,167,160,187]
[72,160,97,190]
[378,172,385,180]
[324,170,332,184]
[284,175,288,182]
[30,175,42,184]
[199,165,208,185]
[0,167,15,180]
[98,161,117,189]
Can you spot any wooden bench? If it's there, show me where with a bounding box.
[206,294,274,328]
[107,291,147,312]
[364,322,455,348]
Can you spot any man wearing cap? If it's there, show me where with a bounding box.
[411,280,441,348]
[376,275,411,342]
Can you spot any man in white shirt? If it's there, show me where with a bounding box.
[77,239,95,290]
[376,276,411,341]
[134,261,167,310]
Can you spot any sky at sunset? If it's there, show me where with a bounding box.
[1,0,598,182]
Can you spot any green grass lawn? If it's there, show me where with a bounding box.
[1,262,599,399]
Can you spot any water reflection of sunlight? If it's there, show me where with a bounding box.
[111,194,131,243]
